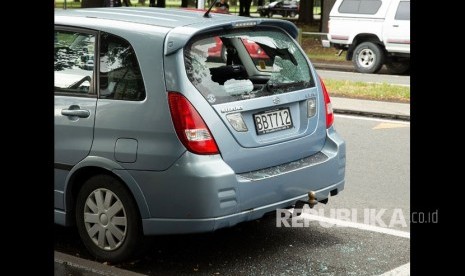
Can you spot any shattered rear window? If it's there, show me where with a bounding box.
[184,27,314,105]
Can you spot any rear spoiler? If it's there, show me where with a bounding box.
[164,19,298,56]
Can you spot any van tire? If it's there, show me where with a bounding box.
[75,174,142,263]
[352,42,385,74]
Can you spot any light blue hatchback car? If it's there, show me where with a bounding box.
[55,7,346,262]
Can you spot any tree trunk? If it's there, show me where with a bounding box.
[188,0,196,8]
[149,0,155,6]
[181,0,188,7]
[81,0,104,7]
[298,0,315,24]
[321,0,336,32]
[157,0,166,7]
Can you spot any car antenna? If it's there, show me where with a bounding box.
[204,0,220,18]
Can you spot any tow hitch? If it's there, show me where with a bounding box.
[292,191,327,217]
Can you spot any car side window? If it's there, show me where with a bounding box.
[338,0,382,15]
[54,30,95,95]
[99,32,146,101]
[395,1,410,20]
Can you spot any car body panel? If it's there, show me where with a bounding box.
[327,0,410,54]
[383,0,410,53]
[54,8,346,237]
[258,1,300,18]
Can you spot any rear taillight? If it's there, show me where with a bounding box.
[168,92,219,155]
[319,76,334,128]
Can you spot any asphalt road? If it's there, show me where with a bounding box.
[317,69,411,87]
[55,114,410,275]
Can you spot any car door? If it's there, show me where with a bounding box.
[383,0,410,53]
[54,28,98,211]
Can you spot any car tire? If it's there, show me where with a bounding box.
[289,11,296,17]
[352,42,385,74]
[75,174,142,263]
[386,58,410,75]
[268,11,273,18]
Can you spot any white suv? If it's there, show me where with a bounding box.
[323,0,410,74]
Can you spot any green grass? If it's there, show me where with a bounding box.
[296,24,410,103]
[323,79,410,103]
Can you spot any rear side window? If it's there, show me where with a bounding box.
[99,32,146,101]
[184,28,314,105]
[395,1,410,20]
[54,30,95,95]
[338,0,382,15]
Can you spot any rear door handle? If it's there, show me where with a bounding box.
[393,24,399,27]
[61,106,90,118]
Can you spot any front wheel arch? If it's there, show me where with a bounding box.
[346,34,383,60]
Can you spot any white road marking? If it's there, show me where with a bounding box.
[335,114,410,124]
[372,122,409,130]
[378,263,410,276]
[296,212,410,239]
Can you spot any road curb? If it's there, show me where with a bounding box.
[313,62,354,72]
[313,62,393,75]
[55,251,146,276]
[334,108,410,121]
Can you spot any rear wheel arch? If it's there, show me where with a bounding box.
[64,165,150,225]
[65,166,109,226]
[75,173,144,262]
[352,42,386,73]
[347,34,385,61]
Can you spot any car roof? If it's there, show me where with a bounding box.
[55,7,297,31]
[55,7,238,29]
[55,7,299,55]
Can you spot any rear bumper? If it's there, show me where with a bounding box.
[132,128,345,235]
[142,180,344,234]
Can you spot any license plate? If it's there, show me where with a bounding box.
[254,108,293,135]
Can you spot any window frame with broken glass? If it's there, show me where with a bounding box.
[184,26,315,105]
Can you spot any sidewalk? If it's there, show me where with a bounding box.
[55,251,145,276]
[312,62,410,121]
[331,97,410,121]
